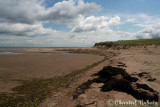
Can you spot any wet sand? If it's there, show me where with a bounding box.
[0,52,104,93]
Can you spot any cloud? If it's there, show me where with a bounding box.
[0,0,101,38]
[71,16,120,33]
[42,0,100,24]
[123,13,160,28]
[0,22,56,36]
[126,18,135,23]
[135,23,160,39]
[0,0,159,47]
[0,0,100,24]
[0,0,45,24]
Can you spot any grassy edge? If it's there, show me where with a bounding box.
[94,38,160,48]
[0,50,106,107]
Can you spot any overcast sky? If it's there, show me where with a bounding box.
[0,0,160,47]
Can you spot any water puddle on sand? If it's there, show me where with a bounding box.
[0,52,22,55]
[0,51,72,55]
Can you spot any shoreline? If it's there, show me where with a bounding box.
[0,48,105,106]
[0,47,160,106]
[41,46,160,107]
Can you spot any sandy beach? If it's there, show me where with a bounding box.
[0,50,104,93]
[1,0,160,106]
[0,46,160,107]
[40,46,160,107]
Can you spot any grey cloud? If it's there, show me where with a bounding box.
[69,34,75,38]
[0,0,45,24]
[149,32,160,38]
[0,22,53,36]
[136,34,147,39]
[0,0,100,37]
[135,24,160,39]
[0,0,100,24]
[72,26,97,33]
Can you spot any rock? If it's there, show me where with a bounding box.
[147,78,156,82]
[101,74,133,94]
[98,66,127,78]
[97,66,138,82]
[73,66,159,102]
[131,83,159,101]
[138,72,149,78]
[130,77,139,82]
[135,83,155,92]
[98,66,159,101]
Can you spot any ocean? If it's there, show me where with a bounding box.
[0,47,84,55]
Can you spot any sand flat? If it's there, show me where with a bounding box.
[41,47,160,107]
[0,53,104,93]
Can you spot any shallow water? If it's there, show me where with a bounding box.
[0,51,72,55]
[0,52,22,55]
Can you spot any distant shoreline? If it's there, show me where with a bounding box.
[0,47,90,50]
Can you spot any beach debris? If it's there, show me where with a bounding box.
[131,72,156,82]
[73,66,159,102]
[99,66,158,101]
[147,78,156,81]
[73,80,93,99]
[97,66,138,82]
[138,72,150,78]
[131,83,158,101]
[116,62,127,67]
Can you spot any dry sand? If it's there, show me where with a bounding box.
[41,46,160,107]
[0,51,104,93]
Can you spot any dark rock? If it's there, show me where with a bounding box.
[101,74,133,93]
[98,66,159,101]
[147,78,156,82]
[130,77,139,82]
[98,66,138,82]
[92,77,104,83]
[73,66,159,102]
[138,72,149,78]
[132,83,159,101]
[135,83,155,92]
[98,66,127,78]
